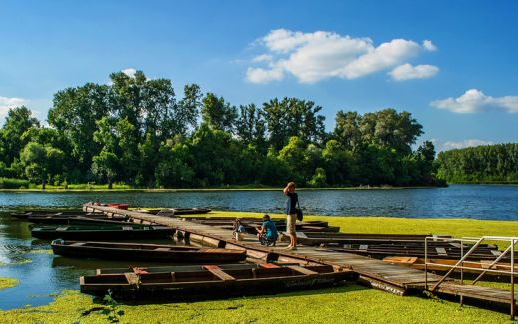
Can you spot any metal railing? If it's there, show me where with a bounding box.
[424,236,517,320]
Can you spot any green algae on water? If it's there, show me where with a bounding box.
[0,277,19,291]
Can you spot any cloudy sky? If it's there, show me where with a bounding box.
[1,1,517,151]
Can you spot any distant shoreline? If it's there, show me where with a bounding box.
[0,185,444,193]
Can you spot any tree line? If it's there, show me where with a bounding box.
[0,70,440,189]
[434,143,518,183]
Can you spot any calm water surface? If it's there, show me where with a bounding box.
[0,184,517,309]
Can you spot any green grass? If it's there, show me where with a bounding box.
[0,278,19,291]
[0,178,29,189]
[203,210,518,241]
[2,212,518,323]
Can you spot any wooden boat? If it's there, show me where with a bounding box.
[170,208,212,215]
[189,217,339,233]
[26,215,141,226]
[96,263,263,275]
[138,208,212,216]
[383,256,518,276]
[51,240,247,263]
[325,242,511,260]
[80,263,357,299]
[30,224,175,240]
[295,232,452,246]
[12,211,106,220]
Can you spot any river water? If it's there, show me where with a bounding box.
[0,184,517,309]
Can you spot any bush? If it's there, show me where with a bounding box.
[0,178,29,189]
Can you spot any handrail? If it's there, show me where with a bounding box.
[472,242,516,284]
[429,237,485,291]
[425,236,517,320]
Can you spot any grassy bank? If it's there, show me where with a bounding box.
[206,211,518,240]
[1,213,517,324]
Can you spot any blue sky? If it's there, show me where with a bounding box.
[1,0,517,151]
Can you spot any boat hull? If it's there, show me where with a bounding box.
[31,225,175,240]
[80,265,357,299]
[52,240,247,263]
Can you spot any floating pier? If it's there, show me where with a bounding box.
[84,204,517,317]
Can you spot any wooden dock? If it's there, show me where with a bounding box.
[84,204,517,313]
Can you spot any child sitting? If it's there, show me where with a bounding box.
[256,214,279,246]
[232,218,247,241]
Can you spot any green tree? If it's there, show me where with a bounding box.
[177,83,202,135]
[278,136,307,184]
[92,117,120,188]
[0,106,40,165]
[360,108,423,155]
[263,97,326,151]
[92,150,119,189]
[333,111,362,152]
[190,124,235,186]
[20,142,64,189]
[322,139,355,185]
[48,83,110,181]
[235,104,267,153]
[308,167,327,187]
[201,93,237,133]
[155,142,194,188]
[415,140,436,185]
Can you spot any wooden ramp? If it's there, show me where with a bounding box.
[433,283,518,305]
[84,204,517,309]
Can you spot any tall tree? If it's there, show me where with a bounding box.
[333,111,362,152]
[177,83,202,135]
[0,106,40,165]
[47,83,110,179]
[91,116,120,188]
[201,93,237,133]
[235,104,267,153]
[20,142,64,189]
[263,97,326,151]
[155,142,194,188]
[360,108,423,154]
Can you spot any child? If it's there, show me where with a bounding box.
[232,218,247,241]
[256,214,279,246]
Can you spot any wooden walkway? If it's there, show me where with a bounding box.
[84,204,517,309]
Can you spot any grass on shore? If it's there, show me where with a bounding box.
[204,210,518,242]
[1,212,517,324]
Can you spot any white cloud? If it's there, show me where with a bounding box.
[246,29,438,84]
[122,68,137,78]
[431,89,518,114]
[440,139,494,151]
[252,54,273,63]
[423,40,437,52]
[246,67,284,83]
[390,63,439,81]
[0,96,28,120]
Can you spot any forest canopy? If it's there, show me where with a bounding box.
[434,143,518,184]
[0,70,440,189]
